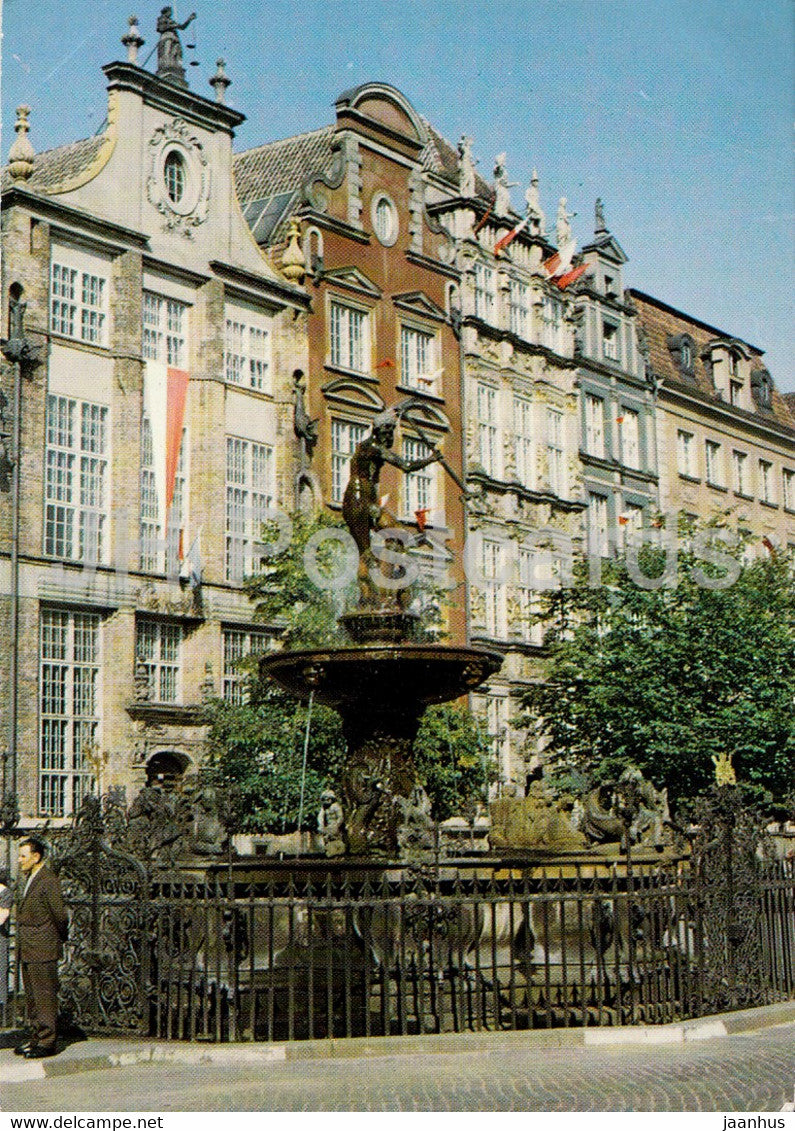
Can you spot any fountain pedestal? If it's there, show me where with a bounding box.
[260,629,502,859]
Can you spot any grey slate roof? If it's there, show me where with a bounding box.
[2,134,105,193]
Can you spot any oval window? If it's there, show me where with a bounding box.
[164,150,186,204]
[372,195,398,246]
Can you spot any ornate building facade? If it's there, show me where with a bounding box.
[0,19,308,821]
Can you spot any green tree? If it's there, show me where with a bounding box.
[413,704,493,820]
[521,542,795,805]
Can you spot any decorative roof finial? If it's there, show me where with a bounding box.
[595,197,608,235]
[281,218,305,283]
[8,105,35,181]
[122,15,145,64]
[155,6,196,88]
[209,58,231,104]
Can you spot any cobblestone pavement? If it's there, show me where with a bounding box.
[1,1024,793,1112]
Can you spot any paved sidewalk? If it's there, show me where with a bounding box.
[0,1000,793,1083]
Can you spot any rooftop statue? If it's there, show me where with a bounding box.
[457,135,477,198]
[156,6,196,87]
[493,152,516,217]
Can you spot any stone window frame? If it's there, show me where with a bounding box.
[44,394,110,565]
[222,627,273,704]
[370,192,399,247]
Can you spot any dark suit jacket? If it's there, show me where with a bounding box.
[16,866,69,963]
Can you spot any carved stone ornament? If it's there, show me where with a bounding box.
[147,118,210,237]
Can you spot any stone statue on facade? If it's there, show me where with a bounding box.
[293,369,319,507]
[555,197,577,274]
[457,135,477,198]
[156,7,196,87]
[524,169,546,235]
[493,153,516,217]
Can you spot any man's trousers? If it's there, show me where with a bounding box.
[21,960,59,1049]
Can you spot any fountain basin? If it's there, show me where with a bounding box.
[260,643,503,709]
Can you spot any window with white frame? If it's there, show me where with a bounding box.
[602,319,619,361]
[783,468,795,511]
[400,324,438,391]
[39,608,100,817]
[509,279,530,339]
[517,547,543,645]
[513,395,534,487]
[225,437,275,582]
[139,417,187,573]
[759,459,774,503]
[331,419,368,504]
[481,538,507,638]
[142,291,188,367]
[677,429,696,477]
[477,383,500,478]
[618,502,644,550]
[585,393,605,458]
[329,300,369,373]
[223,627,272,704]
[705,439,723,486]
[136,618,182,703]
[402,436,436,519]
[541,294,564,353]
[588,492,609,557]
[546,407,565,496]
[44,395,109,563]
[619,408,640,469]
[50,261,108,345]
[729,379,743,407]
[732,449,749,495]
[485,693,510,783]
[473,262,496,322]
[225,315,271,391]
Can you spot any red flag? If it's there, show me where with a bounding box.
[542,252,561,276]
[554,263,589,290]
[494,217,528,255]
[762,535,777,558]
[473,202,493,235]
[375,359,395,369]
[415,508,429,532]
[165,368,189,511]
[618,515,629,526]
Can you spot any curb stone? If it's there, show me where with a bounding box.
[0,1000,792,1082]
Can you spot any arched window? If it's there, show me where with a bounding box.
[164,150,186,204]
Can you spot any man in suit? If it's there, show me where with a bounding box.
[15,836,69,1058]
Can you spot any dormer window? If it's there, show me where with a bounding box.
[751,368,773,409]
[729,379,743,407]
[604,273,617,299]
[729,351,739,377]
[667,333,696,378]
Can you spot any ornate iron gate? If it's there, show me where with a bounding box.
[52,795,149,1035]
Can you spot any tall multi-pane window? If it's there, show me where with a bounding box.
[223,628,271,704]
[677,430,696,477]
[541,295,564,353]
[44,396,109,563]
[50,262,107,345]
[585,393,605,458]
[509,279,530,339]
[588,492,609,557]
[602,320,619,361]
[481,538,506,638]
[546,408,565,496]
[477,383,500,478]
[400,325,437,390]
[517,547,543,645]
[783,468,795,511]
[402,437,436,518]
[759,459,774,503]
[329,301,369,372]
[485,693,510,783]
[619,409,640,469]
[729,379,743,407]
[225,318,271,391]
[705,439,723,486]
[39,609,100,817]
[732,450,748,495]
[142,292,187,367]
[136,619,182,703]
[330,419,368,503]
[513,396,534,487]
[618,502,644,550]
[225,437,274,582]
[139,419,187,573]
[473,262,496,322]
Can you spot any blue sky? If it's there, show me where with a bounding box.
[3,0,793,390]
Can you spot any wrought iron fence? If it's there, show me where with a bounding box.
[7,790,794,1043]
